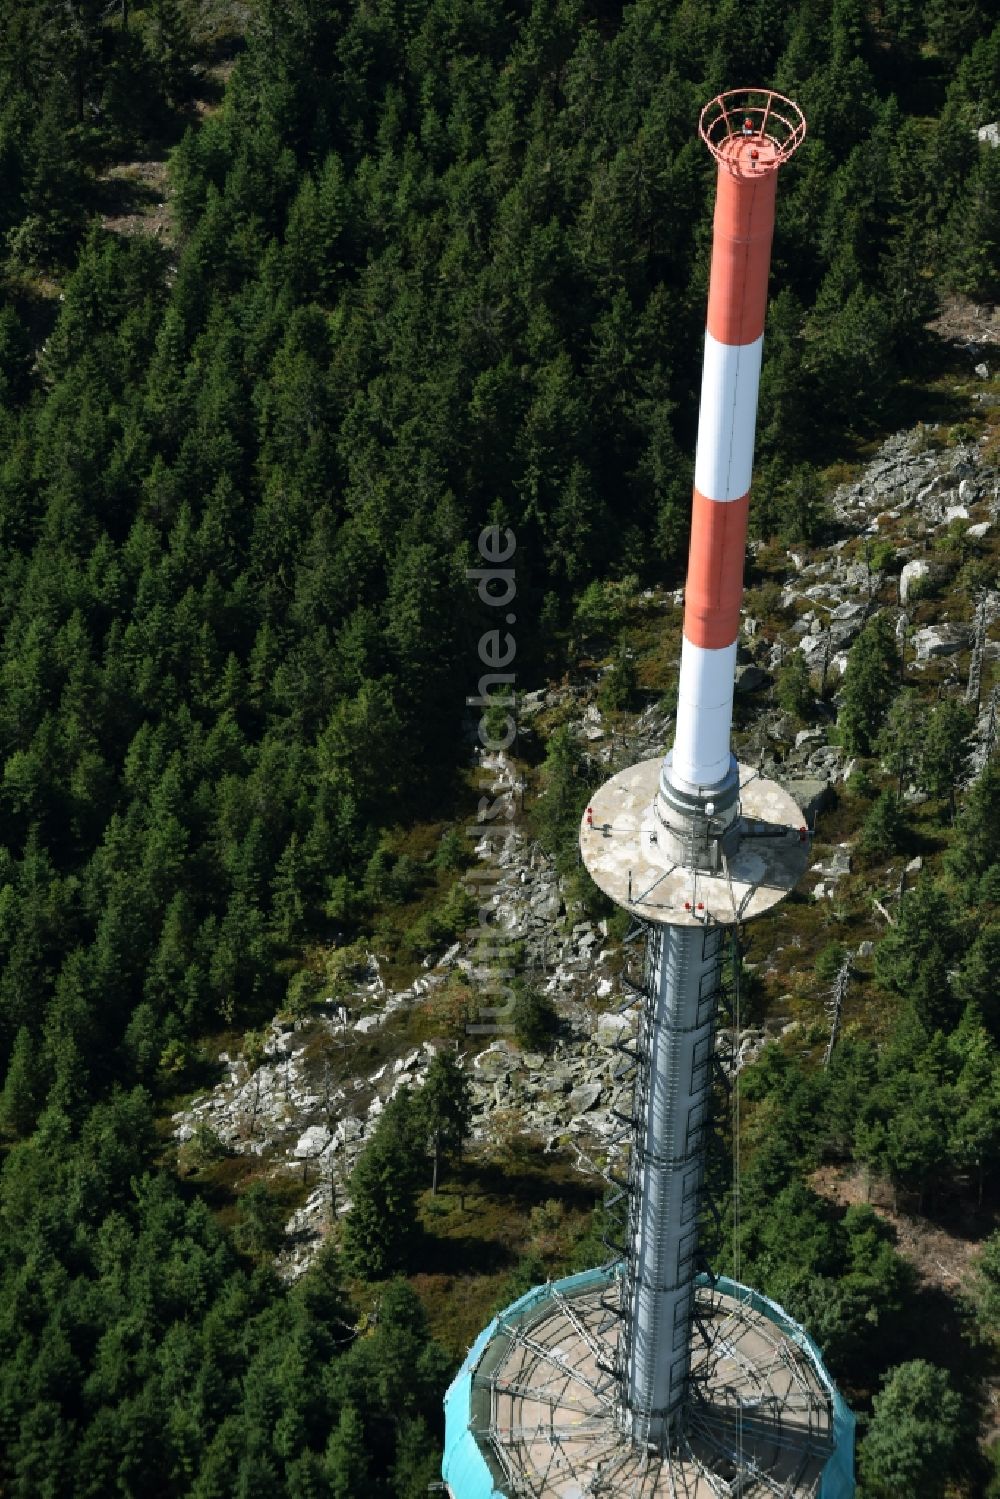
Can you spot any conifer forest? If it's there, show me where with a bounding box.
[0,1,999,1496]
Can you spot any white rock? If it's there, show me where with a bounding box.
[975,362,990,379]
[327,1118,359,1151]
[899,558,930,604]
[830,599,866,622]
[294,1126,331,1158]
[958,478,976,503]
[354,1013,383,1034]
[913,624,967,661]
[978,122,1000,147]
[567,1082,603,1114]
[944,504,970,523]
[597,1012,631,1044]
[798,634,827,661]
[967,520,991,539]
[815,845,851,878]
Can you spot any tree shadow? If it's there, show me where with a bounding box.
[416,1226,517,1277]
[199,27,248,72]
[3,276,63,351]
[887,1279,992,1398]
[463,1157,602,1212]
[93,168,166,223]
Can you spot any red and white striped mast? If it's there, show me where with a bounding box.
[661,89,807,847]
[580,89,809,1449]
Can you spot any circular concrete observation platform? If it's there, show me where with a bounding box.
[442,1267,854,1498]
[579,759,810,928]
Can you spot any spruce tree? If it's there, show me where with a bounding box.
[860,1360,965,1498]
[0,1025,42,1137]
[391,1416,441,1499]
[875,879,960,1033]
[415,1052,472,1193]
[839,614,899,756]
[859,788,902,861]
[325,1404,368,1499]
[775,648,813,719]
[342,1090,423,1278]
[947,757,1000,889]
[920,699,973,818]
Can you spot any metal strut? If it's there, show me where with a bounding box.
[593,910,750,1453]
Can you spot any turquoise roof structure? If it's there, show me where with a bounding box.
[442,1268,855,1498]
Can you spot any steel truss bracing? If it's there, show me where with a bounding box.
[454,913,842,1497]
[596,917,738,1435]
[471,1276,836,1498]
[623,918,725,1443]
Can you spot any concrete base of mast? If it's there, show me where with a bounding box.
[654,753,742,872]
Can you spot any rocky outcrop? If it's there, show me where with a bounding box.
[172,422,999,1283]
[830,430,997,530]
[913,624,968,661]
[172,745,643,1278]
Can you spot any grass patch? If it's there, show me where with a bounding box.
[404,1152,603,1356]
[627,604,682,698]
